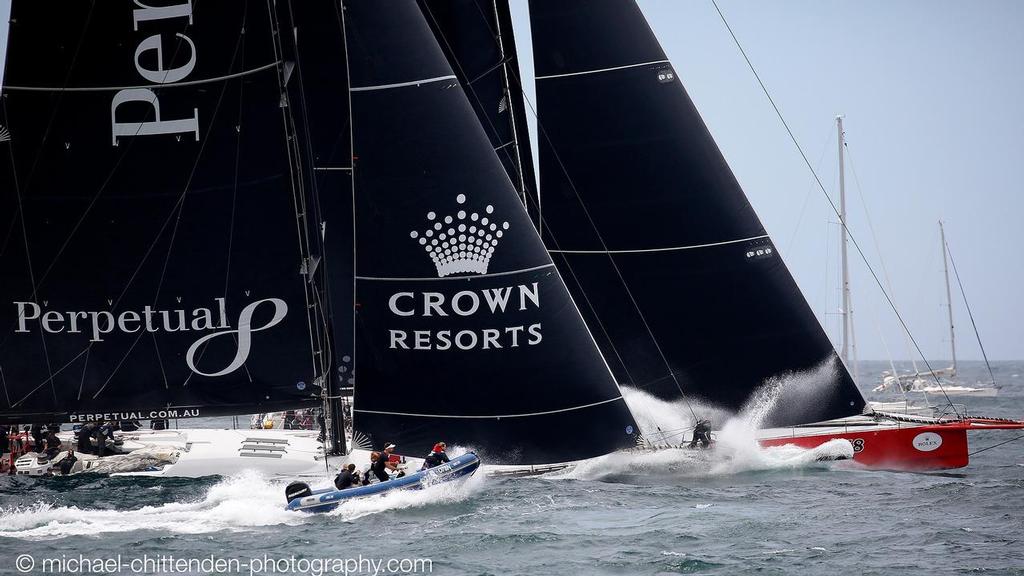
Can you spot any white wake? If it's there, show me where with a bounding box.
[558,360,854,480]
[0,467,483,540]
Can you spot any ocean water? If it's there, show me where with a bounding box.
[1,361,1022,576]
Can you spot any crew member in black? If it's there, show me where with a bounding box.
[77,422,96,455]
[369,451,391,482]
[44,429,62,459]
[30,423,44,453]
[689,419,712,449]
[334,463,357,489]
[58,449,78,475]
[92,421,110,457]
[421,442,450,470]
[0,425,9,459]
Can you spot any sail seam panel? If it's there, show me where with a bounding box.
[2,62,280,92]
[535,59,670,80]
[549,234,770,254]
[353,395,623,419]
[349,74,457,92]
[356,262,554,281]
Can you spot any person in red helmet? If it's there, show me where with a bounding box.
[421,442,450,470]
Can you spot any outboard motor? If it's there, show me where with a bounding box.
[285,481,312,503]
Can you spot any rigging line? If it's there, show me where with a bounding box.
[967,434,1024,457]
[844,143,919,382]
[786,121,835,254]
[1,2,99,404]
[943,238,997,386]
[3,98,57,404]
[452,0,540,221]
[420,4,524,196]
[519,80,699,422]
[90,11,244,400]
[709,0,960,417]
[338,0,358,453]
[418,4,640,395]
[184,3,254,389]
[269,0,321,384]
[10,5,200,311]
[0,364,10,407]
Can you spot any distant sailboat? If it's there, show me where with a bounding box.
[874,221,999,398]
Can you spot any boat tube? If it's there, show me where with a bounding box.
[285,452,481,513]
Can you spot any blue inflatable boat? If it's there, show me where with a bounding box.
[285,452,481,513]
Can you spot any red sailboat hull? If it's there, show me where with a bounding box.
[758,418,1024,471]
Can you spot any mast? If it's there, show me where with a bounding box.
[940,220,957,376]
[837,116,858,382]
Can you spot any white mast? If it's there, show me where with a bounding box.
[837,116,858,382]
[939,220,957,377]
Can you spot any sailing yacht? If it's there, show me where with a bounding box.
[0,0,639,477]
[1,0,1019,477]
[873,222,999,398]
[512,0,1021,470]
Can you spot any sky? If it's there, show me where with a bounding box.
[1,1,1021,362]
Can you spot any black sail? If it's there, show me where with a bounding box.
[529,0,865,426]
[0,1,325,424]
[344,0,638,464]
[418,0,537,213]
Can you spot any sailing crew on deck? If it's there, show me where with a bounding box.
[689,419,712,449]
[77,422,96,455]
[44,429,62,459]
[30,423,44,453]
[421,442,450,470]
[59,449,78,475]
[335,463,358,489]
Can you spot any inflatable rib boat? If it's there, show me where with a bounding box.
[285,452,481,513]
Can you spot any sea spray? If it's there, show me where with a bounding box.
[0,471,305,539]
[558,362,853,481]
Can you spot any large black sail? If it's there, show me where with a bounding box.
[418,0,536,211]
[0,1,324,424]
[529,0,865,426]
[344,0,637,464]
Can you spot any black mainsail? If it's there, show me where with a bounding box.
[528,0,866,426]
[343,0,638,464]
[0,1,328,424]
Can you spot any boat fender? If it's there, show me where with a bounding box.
[285,481,312,502]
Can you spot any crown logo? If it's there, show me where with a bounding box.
[0,125,10,143]
[410,194,509,277]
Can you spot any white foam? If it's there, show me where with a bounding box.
[0,468,484,540]
[0,471,304,540]
[557,361,853,481]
